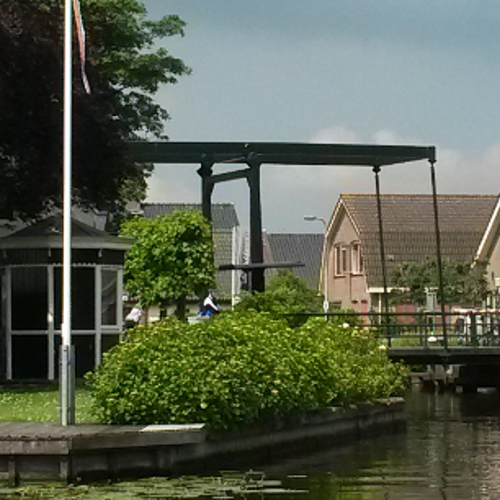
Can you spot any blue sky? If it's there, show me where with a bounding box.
[143,1,500,232]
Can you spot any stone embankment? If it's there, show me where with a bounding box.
[0,397,405,484]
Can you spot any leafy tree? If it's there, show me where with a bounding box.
[235,270,323,326]
[121,211,216,320]
[0,0,190,220]
[391,259,489,308]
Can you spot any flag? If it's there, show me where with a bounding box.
[72,0,91,94]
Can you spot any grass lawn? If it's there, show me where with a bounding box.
[0,385,98,423]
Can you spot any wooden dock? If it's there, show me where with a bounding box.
[0,399,405,484]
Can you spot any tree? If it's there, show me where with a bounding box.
[391,259,489,308]
[121,211,216,320]
[0,0,190,220]
[235,270,323,327]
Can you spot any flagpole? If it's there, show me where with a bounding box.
[61,0,75,426]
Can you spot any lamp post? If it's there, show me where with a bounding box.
[304,216,329,316]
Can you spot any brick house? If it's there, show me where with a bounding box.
[323,194,499,312]
[475,196,500,303]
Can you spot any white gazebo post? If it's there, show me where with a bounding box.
[61,0,75,426]
[304,216,329,317]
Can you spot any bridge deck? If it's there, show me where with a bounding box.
[388,347,500,365]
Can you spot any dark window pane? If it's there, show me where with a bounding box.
[12,335,47,379]
[54,267,95,330]
[73,269,95,330]
[101,270,117,326]
[53,335,95,378]
[73,335,95,378]
[102,334,120,355]
[12,268,47,330]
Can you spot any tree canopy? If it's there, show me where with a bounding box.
[121,211,216,319]
[391,259,489,308]
[0,0,190,220]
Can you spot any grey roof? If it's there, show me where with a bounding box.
[265,233,324,290]
[0,214,132,250]
[213,229,235,298]
[141,203,239,230]
[338,194,499,288]
[7,214,106,239]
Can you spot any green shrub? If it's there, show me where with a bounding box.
[87,313,407,429]
[235,270,323,327]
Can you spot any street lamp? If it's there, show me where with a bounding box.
[304,215,329,316]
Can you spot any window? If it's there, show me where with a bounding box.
[54,267,95,330]
[101,269,118,326]
[334,245,341,275]
[341,246,348,273]
[12,267,47,330]
[334,244,349,276]
[351,242,363,274]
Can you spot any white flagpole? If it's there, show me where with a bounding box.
[61,0,74,426]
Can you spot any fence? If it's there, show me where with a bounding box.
[289,310,500,349]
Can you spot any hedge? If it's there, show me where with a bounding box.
[87,312,407,429]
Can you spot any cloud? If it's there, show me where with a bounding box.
[371,129,424,146]
[433,143,500,195]
[146,166,199,203]
[310,126,361,144]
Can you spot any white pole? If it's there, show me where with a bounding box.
[61,0,74,426]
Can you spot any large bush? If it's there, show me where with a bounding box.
[88,313,407,429]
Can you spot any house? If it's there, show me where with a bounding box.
[263,233,324,290]
[475,196,500,303]
[138,203,245,315]
[0,213,132,380]
[323,194,500,312]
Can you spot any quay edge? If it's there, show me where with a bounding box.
[0,397,405,484]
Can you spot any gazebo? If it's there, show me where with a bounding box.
[0,214,132,380]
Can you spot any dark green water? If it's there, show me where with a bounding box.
[3,390,500,499]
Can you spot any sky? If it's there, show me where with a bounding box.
[143,0,500,233]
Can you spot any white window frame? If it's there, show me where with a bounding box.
[351,242,363,275]
[334,244,349,276]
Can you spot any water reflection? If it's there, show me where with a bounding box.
[3,391,500,499]
[267,391,500,499]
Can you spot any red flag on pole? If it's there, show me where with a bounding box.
[72,0,91,94]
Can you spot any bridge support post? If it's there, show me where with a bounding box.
[246,159,265,293]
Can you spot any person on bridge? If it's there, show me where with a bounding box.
[199,289,220,318]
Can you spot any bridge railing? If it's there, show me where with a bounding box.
[288,310,500,349]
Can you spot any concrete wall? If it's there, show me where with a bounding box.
[0,399,405,484]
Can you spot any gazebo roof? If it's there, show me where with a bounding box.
[0,214,132,251]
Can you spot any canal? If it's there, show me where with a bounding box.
[260,389,500,499]
[2,389,500,498]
